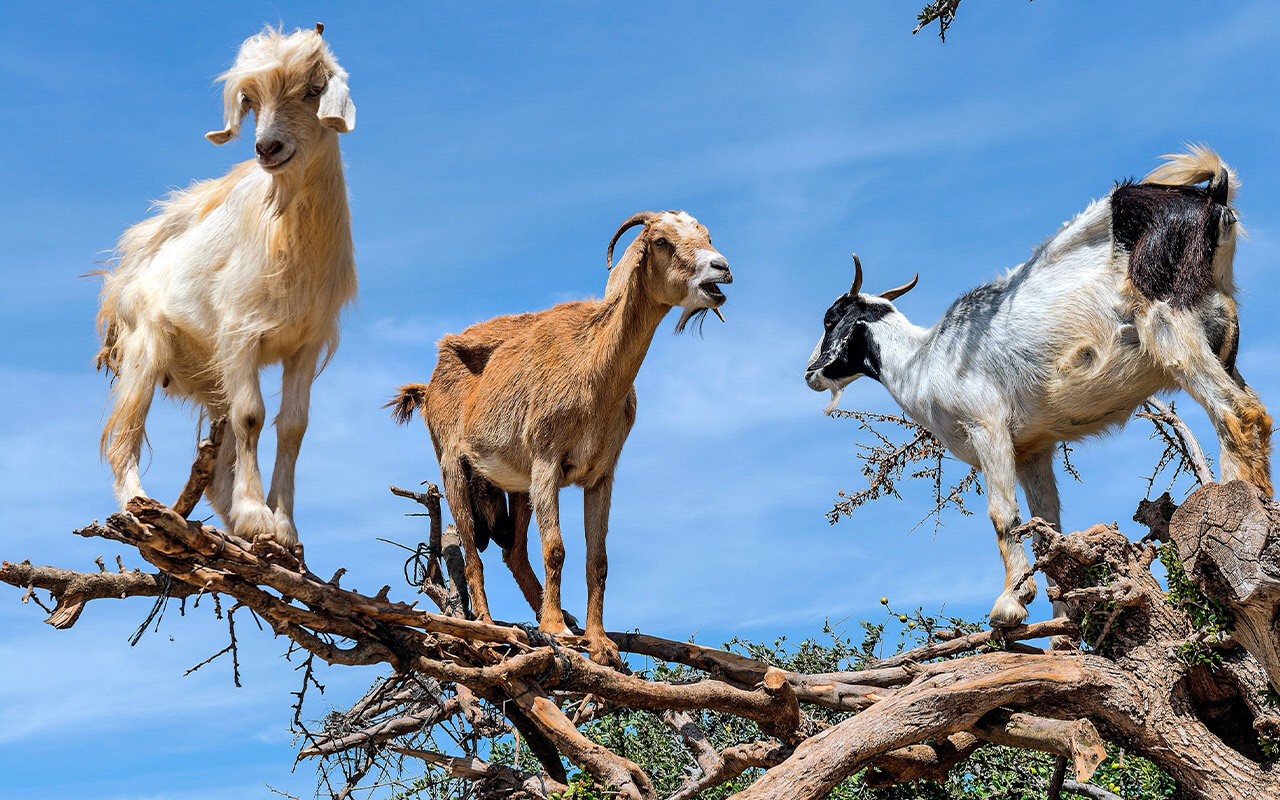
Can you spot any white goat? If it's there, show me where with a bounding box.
[96,24,357,549]
[806,147,1272,628]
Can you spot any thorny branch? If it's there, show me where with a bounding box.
[912,0,1035,43]
[824,409,982,532]
[1138,398,1215,492]
[914,0,963,41]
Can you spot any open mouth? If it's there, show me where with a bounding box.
[700,281,727,303]
[258,149,296,170]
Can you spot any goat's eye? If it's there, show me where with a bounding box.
[240,93,254,106]
[654,237,670,248]
[305,84,325,98]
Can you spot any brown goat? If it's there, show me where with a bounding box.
[390,210,732,664]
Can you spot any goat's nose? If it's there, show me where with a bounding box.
[711,257,733,282]
[256,139,284,159]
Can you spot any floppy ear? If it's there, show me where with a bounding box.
[205,94,244,145]
[605,234,647,300]
[318,73,356,132]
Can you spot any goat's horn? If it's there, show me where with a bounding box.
[315,22,324,35]
[850,253,864,295]
[879,273,919,302]
[606,211,659,270]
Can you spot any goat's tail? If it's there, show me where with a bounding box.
[386,383,430,425]
[1144,144,1238,205]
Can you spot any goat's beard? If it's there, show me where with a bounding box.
[674,307,710,336]
[823,386,845,414]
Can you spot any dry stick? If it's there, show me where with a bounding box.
[0,560,197,629]
[667,739,793,800]
[390,746,569,799]
[661,710,722,778]
[299,699,464,757]
[389,482,449,589]
[1139,398,1214,487]
[1061,780,1123,800]
[173,417,226,518]
[1048,754,1068,800]
[863,617,1078,670]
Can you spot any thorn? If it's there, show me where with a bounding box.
[712,308,726,323]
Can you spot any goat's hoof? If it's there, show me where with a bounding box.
[539,618,570,638]
[272,510,299,547]
[1050,635,1079,651]
[1016,575,1038,606]
[231,503,277,543]
[989,593,1029,628]
[586,633,621,668]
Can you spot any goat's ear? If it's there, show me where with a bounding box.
[605,234,647,301]
[205,127,236,145]
[318,73,356,133]
[206,96,243,145]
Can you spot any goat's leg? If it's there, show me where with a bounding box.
[223,355,276,544]
[265,344,321,546]
[503,492,582,628]
[973,421,1037,627]
[503,492,545,616]
[583,476,620,666]
[1154,310,1274,496]
[103,335,160,508]
[530,460,569,637]
[441,459,491,622]
[205,403,236,522]
[1016,448,1071,639]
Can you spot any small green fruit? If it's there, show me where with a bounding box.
[898,614,908,623]
[880,596,889,605]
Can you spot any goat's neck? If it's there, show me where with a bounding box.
[869,315,931,415]
[588,279,670,408]
[268,131,349,227]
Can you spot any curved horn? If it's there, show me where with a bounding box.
[849,253,864,295]
[879,273,919,302]
[606,211,659,270]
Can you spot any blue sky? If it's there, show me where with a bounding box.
[2,1,1279,797]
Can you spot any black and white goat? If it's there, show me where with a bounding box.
[805,146,1272,628]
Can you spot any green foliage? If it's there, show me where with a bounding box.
[1079,563,1118,652]
[1159,545,1233,667]
[1090,744,1178,799]
[549,775,606,800]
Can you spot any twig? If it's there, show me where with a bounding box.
[1048,754,1068,800]
[1138,398,1214,491]
[1062,780,1124,800]
[173,417,225,518]
[913,0,963,41]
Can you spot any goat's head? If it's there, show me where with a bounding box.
[805,255,917,411]
[206,23,356,172]
[605,210,733,333]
